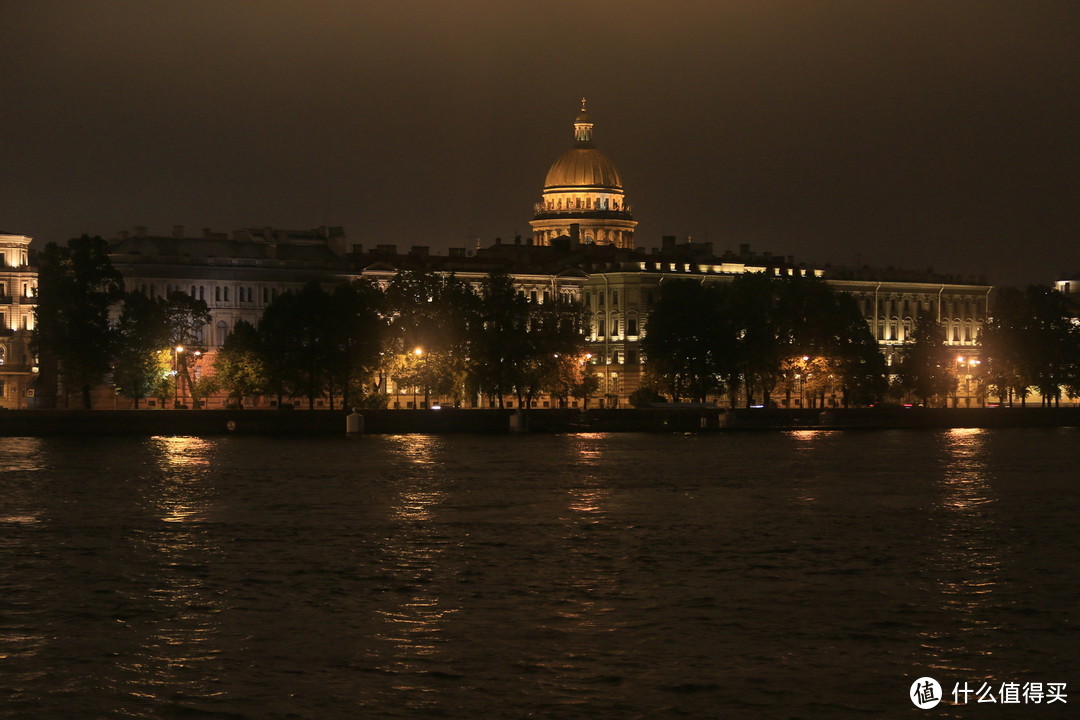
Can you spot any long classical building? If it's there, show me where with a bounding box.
[21,102,998,408]
[0,233,37,409]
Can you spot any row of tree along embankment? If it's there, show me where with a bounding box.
[1,407,1079,437]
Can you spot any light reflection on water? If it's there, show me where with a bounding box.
[922,428,1003,676]
[115,436,225,706]
[1,431,1077,719]
[375,435,457,695]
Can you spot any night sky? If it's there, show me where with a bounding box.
[2,1,1077,284]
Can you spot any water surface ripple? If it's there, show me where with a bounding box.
[1,429,1077,718]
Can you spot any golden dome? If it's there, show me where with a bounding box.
[544,99,623,189]
[543,148,623,189]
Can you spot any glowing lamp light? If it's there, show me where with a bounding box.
[413,347,423,356]
[175,345,185,353]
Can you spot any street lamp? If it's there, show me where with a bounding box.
[174,345,184,408]
[413,347,423,409]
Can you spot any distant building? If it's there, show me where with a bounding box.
[0,233,37,409]
[529,99,637,249]
[108,225,356,347]
[91,102,994,408]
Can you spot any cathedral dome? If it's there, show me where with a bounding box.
[543,148,623,190]
[542,98,623,190]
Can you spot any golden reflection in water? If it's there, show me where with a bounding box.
[397,433,438,466]
[546,435,618,639]
[922,428,1002,675]
[0,437,46,472]
[148,437,214,523]
[787,429,828,505]
[377,436,456,675]
[117,436,224,701]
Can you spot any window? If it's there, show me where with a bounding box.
[217,320,228,346]
[199,286,205,301]
[599,293,605,308]
[627,317,638,336]
[612,291,619,307]
[215,287,221,302]
[596,318,605,337]
[263,288,269,303]
[223,287,230,302]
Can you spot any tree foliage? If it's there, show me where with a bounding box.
[642,274,887,407]
[32,235,123,408]
[980,286,1080,406]
[896,320,956,406]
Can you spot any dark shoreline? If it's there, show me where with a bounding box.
[1,406,1078,436]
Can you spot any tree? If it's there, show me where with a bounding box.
[641,279,734,402]
[162,291,212,408]
[980,285,1080,406]
[262,281,335,409]
[897,320,956,406]
[325,280,385,409]
[472,271,530,408]
[214,320,267,408]
[112,291,169,408]
[515,293,591,409]
[385,271,478,407]
[32,235,124,408]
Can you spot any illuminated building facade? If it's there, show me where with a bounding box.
[575,242,991,407]
[95,103,996,408]
[530,100,637,249]
[0,233,37,409]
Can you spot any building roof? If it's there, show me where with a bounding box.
[543,101,623,191]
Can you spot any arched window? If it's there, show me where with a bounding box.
[215,287,221,302]
[217,320,229,347]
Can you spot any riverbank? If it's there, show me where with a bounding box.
[1,406,1079,436]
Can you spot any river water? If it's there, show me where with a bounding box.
[1,429,1077,718]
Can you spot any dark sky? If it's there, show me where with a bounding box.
[2,1,1077,284]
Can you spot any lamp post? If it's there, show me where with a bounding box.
[174,345,184,408]
[413,347,423,409]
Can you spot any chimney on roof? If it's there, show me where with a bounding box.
[514,234,521,245]
[410,245,429,257]
[449,247,465,258]
[172,225,185,238]
[739,243,750,256]
[662,235,676,252]
[351,244,363,254]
